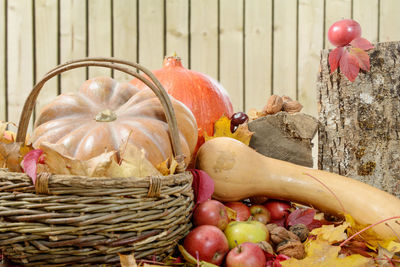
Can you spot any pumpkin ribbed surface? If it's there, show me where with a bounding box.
[31,76,198,166]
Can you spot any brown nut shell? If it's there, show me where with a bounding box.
[263,95,283,114]
[283,100,303,114]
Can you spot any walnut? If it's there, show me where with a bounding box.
[270,226,300,245]
[276,240,305,259]
[266,223,279,233]
[283,100,303,114]
[257,241,274,255]
[263,95,283,115]
[289,224,310,242]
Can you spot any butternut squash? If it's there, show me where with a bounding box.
[196,137,400,240]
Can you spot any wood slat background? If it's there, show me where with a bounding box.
[1,0,400,130]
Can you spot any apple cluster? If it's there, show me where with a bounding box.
[182,198,308,266]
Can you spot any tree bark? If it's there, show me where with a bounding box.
[318,41,400,198]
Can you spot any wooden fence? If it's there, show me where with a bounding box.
[1,0,400,130]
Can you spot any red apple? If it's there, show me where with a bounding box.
[226,242,267,267]
[225,202,251,221]
[250,204,271,224]
[328,19,361,47]
[263,200,291,221]
[193,199,230,230]
[183,225,229,265]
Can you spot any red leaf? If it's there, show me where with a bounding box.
[350,37,374,50]
[349,47,370,71]
[340,49,360,82]
[286,208,316,227]
[21,149,43,185]
[190,169,215,205]
[329,47,344,73]
[307,219,323,231]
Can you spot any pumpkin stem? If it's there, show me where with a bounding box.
[163,55,183,68]
[95,109,117,122]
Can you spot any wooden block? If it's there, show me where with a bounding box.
[248,112,318,167]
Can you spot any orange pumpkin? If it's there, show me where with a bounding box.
[130,56,234,154]
[31,76,198,167]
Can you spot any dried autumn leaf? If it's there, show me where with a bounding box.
[178,245,219,267]
[310,222,350,244]
[40,142,89,176]
[329,47,344,73]
[287,208,316,228]
[21,149,43,185]
[0,142,23,172]
[190,169,214,205]
[282,240,373,267]
[119,253,137,267]
[156,158,178,176]
[107,144,161,178]
[40,142,161,178]
[205,115,253,145]
[344,214,394,251]
[350,37,374,50]
[0,122,16,144]
[340,49,360,82]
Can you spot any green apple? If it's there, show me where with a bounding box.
[224,220,269,249]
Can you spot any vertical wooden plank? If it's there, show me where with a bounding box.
[353,0,378,43]
[60,0,86,93]
[380,0,400,42]
[34,0,58,119]
[7,0,33,127]
[88,0,111,78]
[273,0,297,99]
[190,0,218,78]
[166,0,189,65]
[0,0,5,121]
[219,0,243,112]
[324,0,351,49]
[113,0,137,82]
[138,0,164,70]
[298,0,323,117]
[244,0,272,112]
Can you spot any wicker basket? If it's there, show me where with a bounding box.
[0,58,194,266]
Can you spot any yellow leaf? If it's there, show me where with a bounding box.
[107,144,161,178]
[156,158,170,176]
[40,142,161,178]
[310,222,350,244]
[344,214,390,251]
[119,253,137,267]
[204,115,253,145]
[0,142,23,172]
[156,157,178,176]
[178,245,219,267]
[0,122,16,144]
[383,240,400,253]
[282,240,373,267]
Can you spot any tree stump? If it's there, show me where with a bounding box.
[318,41,400,198]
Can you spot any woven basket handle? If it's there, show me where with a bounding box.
[16,57,186,173]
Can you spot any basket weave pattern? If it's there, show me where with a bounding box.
[0,58,195,266]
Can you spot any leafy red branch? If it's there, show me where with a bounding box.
[329,37,374,82]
